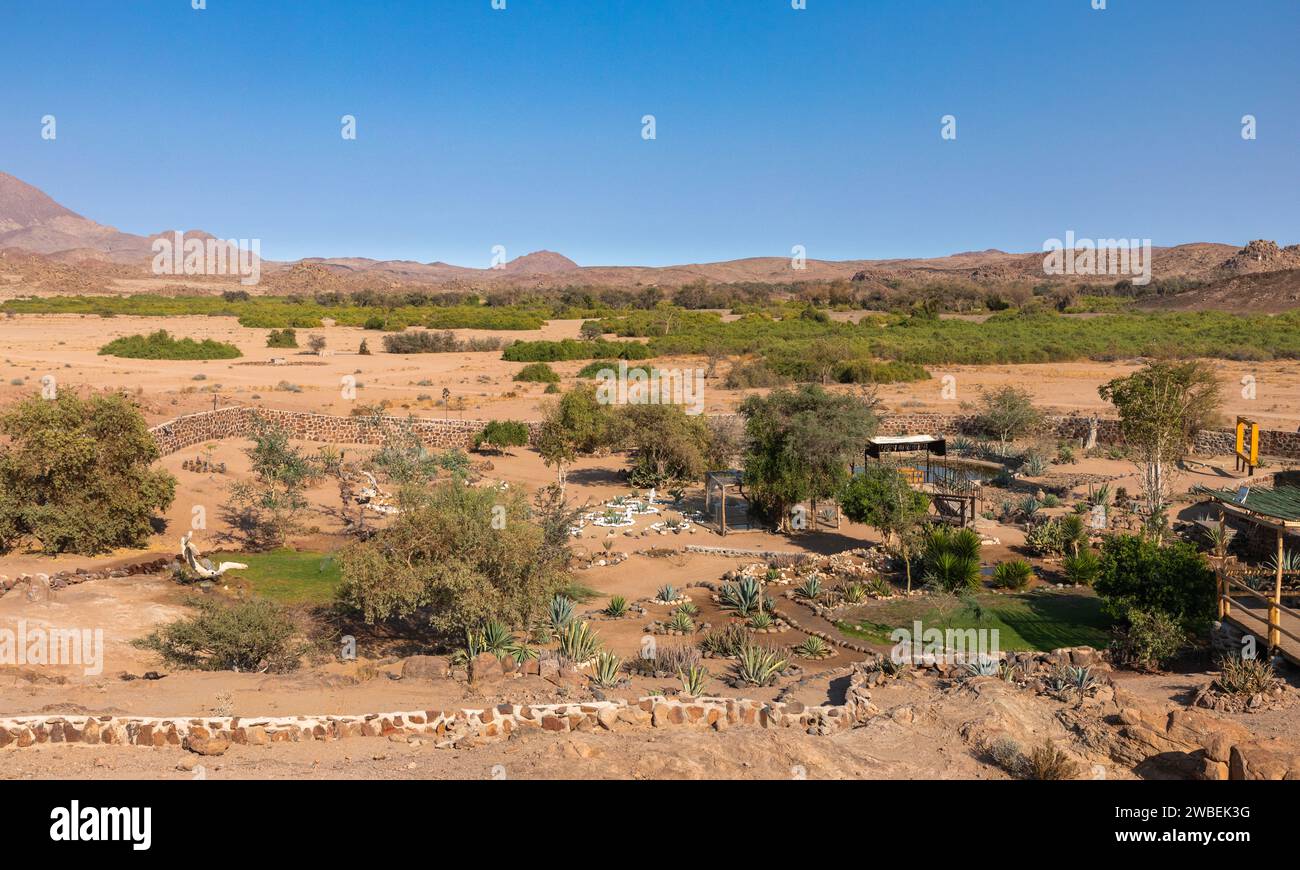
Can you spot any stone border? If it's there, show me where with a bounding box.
[147,407,1300,460]
[0,557,172,602]
[0,685,876,752]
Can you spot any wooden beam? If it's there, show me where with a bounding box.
[1271,528,1284,652]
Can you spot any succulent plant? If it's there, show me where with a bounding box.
[603,595,628,618]
[557,620,601,663]
[720,576,763,617]
[795,575,822,600]
[590,651,622,688]
[656,584,678,603]
[793,636,830,658]
[679,663,711,696]
[667,611,696,634]
[734,644,788,687]
[549,594,575,631]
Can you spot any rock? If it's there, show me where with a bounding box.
[400,655,450,681]
[469,652,503,685]
[184,729,230,757]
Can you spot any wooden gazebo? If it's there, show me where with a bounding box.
[1195,484,1300,664]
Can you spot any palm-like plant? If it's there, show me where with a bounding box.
[1058,513,1088,557]
[1062,549,1100,586]
[925,550,981,593]
[991,559,1034,591]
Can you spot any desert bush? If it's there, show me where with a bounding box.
[135,598,306,673]
[0,393,176,556]
[99,329,241,360]
[514,362,560,383]
[503,339,654,363]
[724,359,788,389]
[224,417,319,550]
[473,419,530,453]
[266,328,298,348]
[698,623,749,658]
[1095,534,1215,632]
[1024,740,1080,780]
[1215,655,1279,696]
[1108,605,1186,670]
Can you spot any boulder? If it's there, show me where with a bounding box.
[400,655,450,681]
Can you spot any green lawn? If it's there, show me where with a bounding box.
[218,549,342,605]
[836,590,1112,652]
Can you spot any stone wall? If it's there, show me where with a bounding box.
[0,557,173,602]
[148,406,1300,460]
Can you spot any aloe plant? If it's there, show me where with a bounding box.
[655,584,678,603]
[557,620,601,663]
[963,655,1001,677]
[747,612,773,630]
[679,664,711,697]
[674,601,700,617]
[840,581,867,604]
[590,651,622,688]
[603,595,628,618]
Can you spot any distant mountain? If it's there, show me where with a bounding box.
[1,171,1297,307]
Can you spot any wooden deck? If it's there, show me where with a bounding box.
[1219,571,1300,665]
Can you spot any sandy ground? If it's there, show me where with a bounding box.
[1,313,1298,427]
[1,311,1297,779]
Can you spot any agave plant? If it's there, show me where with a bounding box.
[795,575,823,600]
[603,595,628,618]
[557,620,602,663]
[480,619,514,657]
[865,576,893,598]
[675,601,700,617]
[1019,496,1042,520]
[1263,548,1300,574]
[962,655,1001,677]
[998,658,1020,683]
[698,623,748,657]
[1021,453,1048,477]
[1053,665,1098,700]
[720,576,763,617]
[679,664,711,697]
[734,644,788,687]
[590,651,623,688]
[549,594,575,631]
[793,635,830,659]
[667,611,696,634]
[506,640,539,662]
[1202,521,1231,559]
[655,584,678,603]
[839,581,868,604]
[747,612,773,630]
[1216,654,1279,696]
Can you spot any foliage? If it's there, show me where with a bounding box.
[655,584,678,603]
[793,636,830,658]
[514,362,561,383]
[503,338,654,362]
[135,597,306,673]
[473,419,530,453]
[336,479,570,642]
[1024,740,1080,781]
[619,403,711,488]
[719,576,763,617]
[99,329,241,360]
[266,328,298,348]
[534,385,619,493]
[922,526,982,593]
[739,384,878,529]
[698,623,750,658]
[733,644,788,686]
[679,664,711,696]
[1095,534,1215,632]
[969,386,1041,445]
[557,620,602,663]
[1215,654,1279,697]
[1108,605,1187,670]
[603,595,629,618]
[590,651,623,688]
[0,393,176,556]
[991,559,1034,591]
[381,329,502,354]
[549,594,576,631]
[1062,549,1101,586]
[839,464,930,547]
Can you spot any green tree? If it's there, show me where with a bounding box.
[1095,534,1216,633]
[970,385,1042,448]
[620,403,711,488]
[224,417,318,550]
[0,393,176,555]
[839,464,930,592]
[336,479,569,641]
[739,384,877,531]
[535,385,617,495]
[1099,361,1222,535]
[473,419,530,454]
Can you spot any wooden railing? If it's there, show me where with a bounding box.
[1217,567,1300,653]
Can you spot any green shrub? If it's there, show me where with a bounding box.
[134,598,306,673]
[99,330,241,360]
[381,330,502,354]
[266,328,298,348]
[1062,549,1101,586]
[1108,605,1186,670]
[514,362,561,383]
[724,359,788,389]
[502,339,654,363]
[992,559,1034,590]
[1095,534,1215,631]
[473,419,530,452]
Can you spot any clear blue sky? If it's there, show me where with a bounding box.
[3,0,1297,266]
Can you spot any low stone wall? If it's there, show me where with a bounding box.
[149,406,1300,459]
[0,557,173,602]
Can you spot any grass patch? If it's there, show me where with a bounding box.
[836,590,1112,651]
[99,329,241,360]
[219,549,342,605]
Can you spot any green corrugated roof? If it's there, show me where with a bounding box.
[1196,485,1300,522]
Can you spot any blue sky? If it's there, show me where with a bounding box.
[2,0,1297,266]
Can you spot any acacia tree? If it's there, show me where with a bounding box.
[970,385,1042,448]
[739,385,877,531]
[839,464,930,592]
[0,393,176,556]
[1099,361,1221,538]
[620,403,711,488]
[225,417,319,550]
[535,385,617,495]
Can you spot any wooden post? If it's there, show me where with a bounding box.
[1271,528,1284,652]
[719,485,727,538]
